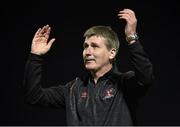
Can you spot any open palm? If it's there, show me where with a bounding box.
[31,25,55,55]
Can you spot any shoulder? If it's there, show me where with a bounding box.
[123,71,135,80]
[65,77,84,89]
[112,70,135,80]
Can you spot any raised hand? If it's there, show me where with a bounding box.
[118,9,137,37]
[31,25,55,55]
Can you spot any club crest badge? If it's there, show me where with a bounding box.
[103,88,115,100]
[81,91,88,98]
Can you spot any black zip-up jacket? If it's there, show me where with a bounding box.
[23,41,154,126]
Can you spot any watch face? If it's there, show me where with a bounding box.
[126,33,139,42]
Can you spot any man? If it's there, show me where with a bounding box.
[23,9,154,125]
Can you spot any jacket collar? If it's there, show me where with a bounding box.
[79,63,122,85]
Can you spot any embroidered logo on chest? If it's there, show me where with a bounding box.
[103,88,115,100]
[80,91,88,98]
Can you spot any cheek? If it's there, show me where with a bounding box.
[95,53,107,61]
[101,53,110,62]
[82,50,85,57]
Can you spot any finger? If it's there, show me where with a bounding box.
[43,26,51,39]
[121,9,137,20]
[123,9,135,14]
[47,26,51,35]
[37,25,49,38]
[119,9,134,17]
[43,25,50,35]
[44,24,50,32]
[118,11,136,23]
[41,25,47,31]
[40,25,48,35]
[47,38,55,48]
[118,14,131,20]
[34,28,42,37]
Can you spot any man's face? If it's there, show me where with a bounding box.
[83,36,114,72]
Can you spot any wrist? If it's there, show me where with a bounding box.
[30,51,43,56]
[126,33,139,44]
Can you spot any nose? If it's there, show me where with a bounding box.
[84,47,92,56]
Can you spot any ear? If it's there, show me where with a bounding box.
[109,48,117,60]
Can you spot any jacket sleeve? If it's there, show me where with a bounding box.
[23,53,65,108]
[121,41,154,100]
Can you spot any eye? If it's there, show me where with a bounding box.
[83,43,88,49]
[91,43,99,49]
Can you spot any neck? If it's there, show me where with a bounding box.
[91,64,112,84]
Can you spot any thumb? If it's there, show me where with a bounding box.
[47,38,55,49]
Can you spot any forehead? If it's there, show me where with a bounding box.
[84,36,106,45]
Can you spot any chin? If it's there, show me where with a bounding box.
[85,65,96,71]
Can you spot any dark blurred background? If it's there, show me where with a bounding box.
[1,0,180,125]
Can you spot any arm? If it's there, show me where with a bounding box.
[118,9,154,87]
[23,25,65,107]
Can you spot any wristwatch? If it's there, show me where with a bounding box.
[126,33,139,43]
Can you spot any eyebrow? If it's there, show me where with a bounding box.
[84,42,99,46]
[83,42,88,47]
[84,41,99,45]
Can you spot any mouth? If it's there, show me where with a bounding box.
[85,59,95,63]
